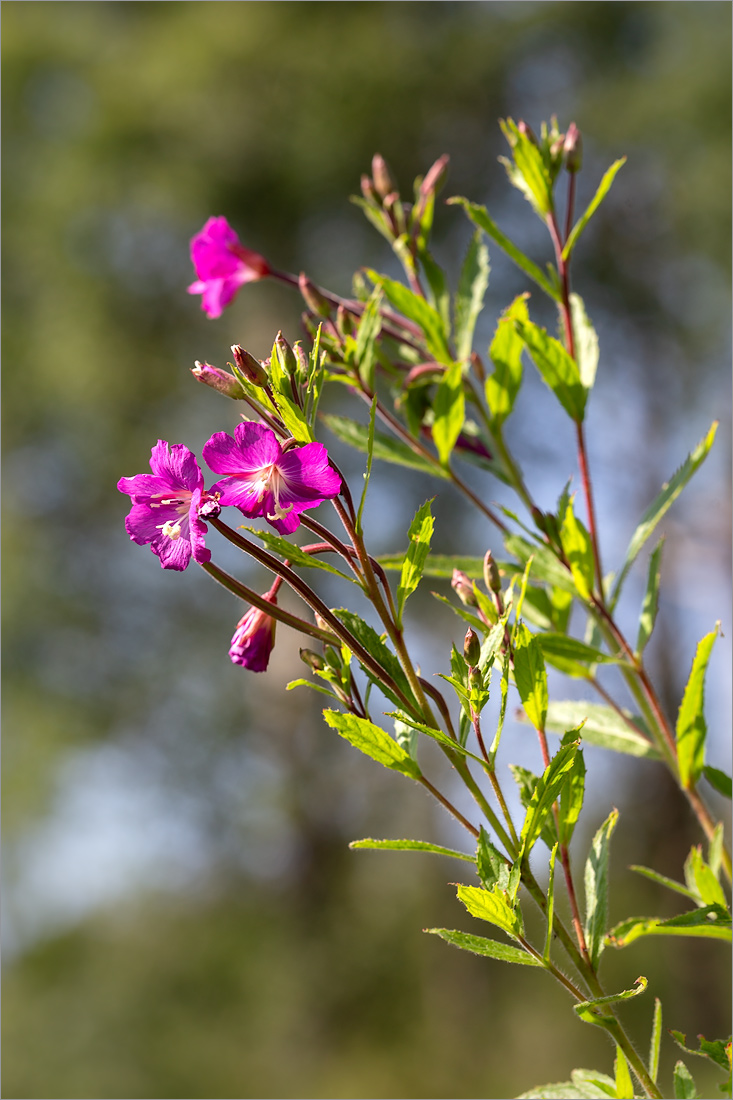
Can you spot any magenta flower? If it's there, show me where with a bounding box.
[229,583,279,672]
[203,423,341,535]
[118,441,212,571]
[187,216,270,319]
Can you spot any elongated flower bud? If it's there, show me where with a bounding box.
[275,331,298,377]
[468,665,484,691]
[452,569,477,607]
[483,550,502,594]
[231,345,268,386]
[464,627,481,667]
[191,361,244,399]
[564,122,582,173]
[372,153,397,199]
[300,648,325,672]
[336,304,355,338]
[298,272,331,318]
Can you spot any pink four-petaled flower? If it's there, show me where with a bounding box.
[117,441,212,571]
[187,216,269,319]
[203,422,341,535]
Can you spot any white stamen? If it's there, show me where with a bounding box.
[159,520,183,540]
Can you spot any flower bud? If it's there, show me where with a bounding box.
[517,120,538,146]
[468,664,484,692]
[360,174,378,203]
[275,331,298,376]
[483,550,502,595]
[294,342,309,384]
[464,627,481,667]
[563,122,582,173]
[372,153,397,199]
[419,153,449,198]
[191,361,245,399]
[452,569,477,607]
[336,304,355,338]
[298,272,331,318]
[231,345,268,387]
[300,648,325,672]
[470,351,486,383]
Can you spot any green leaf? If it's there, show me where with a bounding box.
[606,906,732,947]
[505,534,576,594]
[584,809,618,968]
[286,678,340,700]
[519,741,579,858]
[670,1031,733,1074]
[538,633,627,678]
[379,552,484,577]
[432,360,465,466]
[332,609,412,711]
[384,711,487,767]
[560,499,595,600]
[610,422,718,609]
[271,389,313,443]
[544,843,558,964]
[510,764,557,851]
[485,294,528,426]
[396,499,434,624]
[636,539,664,655]
[515,318,586,422]
[629,865,698,902]
[322,710,422,780]
[354,287,382,391]
[704,765,732,799]
[517,1071,618,1099]
[349,838,473,861]
[448,197,560,301]
[425,928,541,966]
[456,883,521,938]
[543,701,659,760]
[559,747,586,846]
[677,626,718,789]
[614,1047,634,1100]
[513,622,548,732]
[673,1060,698,1100]
[649,998,663,1084]
[366,270,452,363]
[686,845,729,909]
[562,158,626,261]
[570,1070,619,1099]
[569,293,599,393]
[431,591,486,633]
[454,229,490,361]
[499,117,554,218]
[356,395,378,534]
[241,526,354,582]
[418,247,451,330]
[574,976,648,1022]
[323,413,449,478]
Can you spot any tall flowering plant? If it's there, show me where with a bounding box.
[119,118,731,1098]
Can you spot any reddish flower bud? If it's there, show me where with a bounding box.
[191,361,245,399]
[371,153,397,199]
[452,569,478,607]
[231,345,268,387]
[298,272,332,318]
[517,120,539,146]
[360,174,378,203]
[419,154,449,198]
[483,550,502,594]
[336,304,355,338]
[464,627,481,667]
[564,122,582,173]
[275,331,298,377]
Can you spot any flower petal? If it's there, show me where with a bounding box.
[203,423,281,476]
[277,442,342,503]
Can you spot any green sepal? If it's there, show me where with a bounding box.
[322,709,422,780]
[584,809,618,969]
[425,928,541,966]
[323,413,449,478]
[562,158,626,261]
[454,229,490,362]
[676,626,719,789]
[349,838,473,861]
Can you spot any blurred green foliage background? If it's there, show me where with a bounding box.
[3,3,731,1097]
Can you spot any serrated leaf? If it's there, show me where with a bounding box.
[333,608,412,711]
[366,270,452,363]
[510,764,557,851]
[477,826,511,891]
[538,633,627,678]
[350,838,473,861]
[456,883,521,937]
[485,294,528,425]
[544,843,558,963]
[542,701,659,760]
[515,318,586,422]
[636,540,664,654]
[271,389,313,442]
[673,1060,698,1100]
[426,928,541,965]
[499,118,554,217]
[396,499,434,623]
[610,423,718,609]
[517,1075,615,1100]
[686,845,729,909]
[323,414,449,478]
[241,526,354,582]
[432,360,465,466]
[677,626,718,789]
[384,711,487,767]
[584,809,618,968]
[513,622,548,732]
[519,741,579,858]
[448,197,560,301]
[614,1047,634,1100]
[569,294,599,392]
[606,906,732,947]
[454,229,490,361]
[560,500,595,600]
[559,748,586,846]
[671,1032,732,1074]
[563,158,626,261]
[354,287,382,391]
[505,533,577,594]
[323,709,422,779]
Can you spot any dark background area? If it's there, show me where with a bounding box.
[3,3,731,1097]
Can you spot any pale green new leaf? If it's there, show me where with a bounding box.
[686,845,729,910]
[447,197,560,301]
[513,622,548,732]
[519,741,579,858]
[515,318,586,422]
[456,883,521,938]
[563,158,626,261]
[610,423,718,609]
[614,1048,634,1100]
[426,928,541,966]
[569,293,600,392]
[366,270,452,363]
[323,413,450,478]
[454,229,490,361]
[543,701,659,760]
[323,710,422,780]
[636,539,664,654]
[271,389,313,442]
[676,626,718,788]
[499,118,553,217]
[396,499,434,623]
[476,827,512,891]
[517,1071,617,1099]
[584,809,618,968]
[432,360,465,466]
[606,906,731,948]
[559,747,586,847]
[349,838,473,861]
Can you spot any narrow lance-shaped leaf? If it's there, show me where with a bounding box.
[560,498,595,600]
[333,608,412,711]
[241,526,354,582]
[322,710,422,780]
[397,499,434,624]
[543,843,558,964]
[354,287,383,391]
[584,808,618,969]
[568,293,599,393]
[606,907,731,947]
[366,269,452,364]
[515,318,586,423]
[614,1047,634,1100]
[454,229,490,361]
[447,196,561,301]
[486,295,528,426]
[649,998,663,1085]
[610,422,718,610]
[432,360,465,466]
[542,700,659,761]
[513,621,548,732]
[350,838,473,861]
[562,157,626,261]
[323,414,450,479]
[703,766,732,799]
[425,928,542,966]
[685,845,729,910]
[676,626,719,789]
[636,539,664,655]
[355,395,378,534]
[519,741,579,858]
[499,118,554,218]
[559,742,586,846]
[573,976,648,1021]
